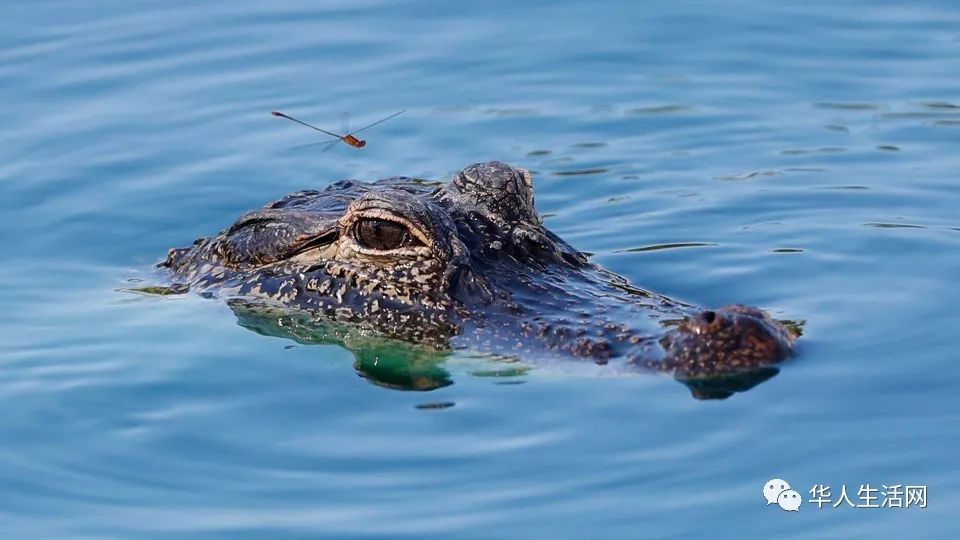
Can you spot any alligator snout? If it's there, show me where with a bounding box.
[647,305,797,378]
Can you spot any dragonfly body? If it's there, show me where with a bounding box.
[342,134,366,148]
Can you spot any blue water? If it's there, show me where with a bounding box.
[3,0,959,537]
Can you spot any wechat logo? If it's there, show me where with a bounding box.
[764,478,801,511]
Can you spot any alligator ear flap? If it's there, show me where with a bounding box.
[445,161,542,226]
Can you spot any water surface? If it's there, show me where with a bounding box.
[2,0,958,537]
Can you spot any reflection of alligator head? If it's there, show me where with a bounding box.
[232,302,456,392]
[161,161,799,399]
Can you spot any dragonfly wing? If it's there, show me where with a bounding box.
[350,110,405,135]
[289,139,341,152]
[272,111,343,139]
[320,139,341,153]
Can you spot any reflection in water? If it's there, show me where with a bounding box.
[679,367,780,400]
[230,300,454,392]
[121,283,190,296]
[824,124,850,132]
[714,170,781,181]
[780,147,847,155]
[814,102,883,110]
[615,242,718,253]
[627,105,691,114]
[863,222,926,229]
[570,142,607,148]
[881,111,960,119]
[415,402,456,410]
[223,299,788,401]
[483,108,540,117]
[921,101,960,109]
[552,168,609,176]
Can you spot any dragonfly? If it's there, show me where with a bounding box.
[271,109,405,150]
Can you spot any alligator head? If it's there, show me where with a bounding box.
[162,161,798,398]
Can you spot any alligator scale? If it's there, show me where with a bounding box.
[162,161,797,398]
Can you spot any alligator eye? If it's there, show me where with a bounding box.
[354,218,419,251]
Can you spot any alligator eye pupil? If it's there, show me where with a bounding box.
[355,219,410,250]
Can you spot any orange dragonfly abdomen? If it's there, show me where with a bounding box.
[342,134,365,148]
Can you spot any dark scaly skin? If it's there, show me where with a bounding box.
[162,161,797,396]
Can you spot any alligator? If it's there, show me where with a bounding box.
[160,161,798,399]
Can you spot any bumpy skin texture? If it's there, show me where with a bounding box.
[163,161,797,380]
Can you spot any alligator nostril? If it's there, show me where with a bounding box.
[701,310,716,324]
